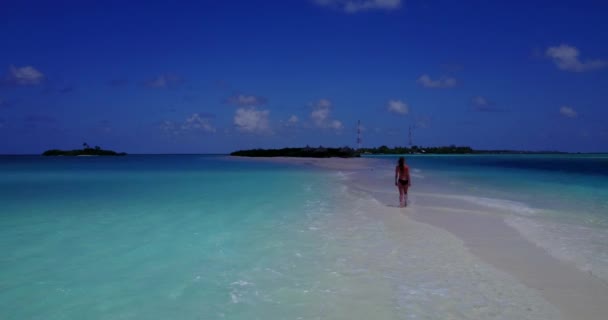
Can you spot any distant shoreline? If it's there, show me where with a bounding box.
[42,147,126,156]
[229,146,604,158]
[0,152,607,156]
[230,147,360,158]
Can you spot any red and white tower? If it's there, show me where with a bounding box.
[408,125,413,147]
[357,120,362,149]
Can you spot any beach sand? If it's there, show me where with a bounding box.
[234,156,608,319]
[411,196,608,320]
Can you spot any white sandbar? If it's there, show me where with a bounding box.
[232,156,608,319]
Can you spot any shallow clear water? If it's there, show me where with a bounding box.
[0,156,341,319]
[2,154,605,319]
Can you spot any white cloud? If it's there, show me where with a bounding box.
[329,120,343,129]
[314,0,401,13]
[470,95,500,112]
[288,115,299,123]
[311,107,330,125]
[315,98,332,108]
[226,94,267,106]
[234,107,271,133]
[546,44,607,72]
[579,129,591,138]
[5,65,45,85]
[160,114,216,135]
[281,115,300,128]
[416,74,457,88]
[415,116,430,129]
[24,114,56,124]
[559,106,577,118]
[159,120,178,134]
[472,96,488,107]
[145,74,182,88]
[311,99,332,125]
[97,120,112,134]
[310,98,343,130]
[182,113,216,133]
[387,99,409,115]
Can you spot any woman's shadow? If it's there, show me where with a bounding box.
[386,204,407,208]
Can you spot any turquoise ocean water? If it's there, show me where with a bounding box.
[0,156,345,319]
[1,154,606,319]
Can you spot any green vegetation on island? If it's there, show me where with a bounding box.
[360,145,474,154]
[230,145,474,158]
[231,147,360,158]
[360,145,568,155]
[231,145,473,157]
[231,145,569,158]
[42,143,127,156]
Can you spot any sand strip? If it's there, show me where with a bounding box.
[410,203,608,320]
[227,156,383,171]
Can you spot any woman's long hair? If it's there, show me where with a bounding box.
[398,157,405,171]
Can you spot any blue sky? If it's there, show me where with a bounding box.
[1,0,607,153]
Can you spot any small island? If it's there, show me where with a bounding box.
[230,145,475,158]
[231,145,570,158]
[231,147,360,158]
[42,143,127,156]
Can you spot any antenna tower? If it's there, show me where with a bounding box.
[356,120,362,149]
[408,125,413,147]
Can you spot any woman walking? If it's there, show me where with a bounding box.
[395,157,411,207]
